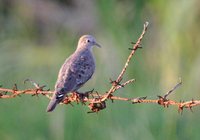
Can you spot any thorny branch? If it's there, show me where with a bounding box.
[0,22,199,113]
[101,22,149,101]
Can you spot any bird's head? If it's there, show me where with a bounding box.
[77,35,101,50]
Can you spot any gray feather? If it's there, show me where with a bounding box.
[46,35,99,112]
[46,94,60,112]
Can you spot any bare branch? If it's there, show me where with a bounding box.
[1,22,200,114]
[163,78,182,99]
[101,22,149,101]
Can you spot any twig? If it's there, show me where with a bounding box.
[101,22,149,101]
[0,87,53,98]
[117,22,148,83]
[115,79,135,90]
[163,78,182,99]
[1,22,200,114]
[0,80,200,113]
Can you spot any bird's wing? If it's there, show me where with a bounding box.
[55,50,95,94]
[70,51,95,90]
[55,55,77,94]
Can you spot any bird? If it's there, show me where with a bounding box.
[46,35,101,112]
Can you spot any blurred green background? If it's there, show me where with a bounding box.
[1,0,200,139]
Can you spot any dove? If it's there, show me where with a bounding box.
[46,35,101,112]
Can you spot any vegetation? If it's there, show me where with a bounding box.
[0,0,200,139]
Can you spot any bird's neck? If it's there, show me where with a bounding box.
[75,47,93,54]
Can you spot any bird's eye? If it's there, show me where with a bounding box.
[87,39,90,43]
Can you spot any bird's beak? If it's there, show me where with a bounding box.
[94,42,101,48]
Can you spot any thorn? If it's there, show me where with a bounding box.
[128,48,135,50]
[109,78,116,85]
[13,84,18,91]
[157,95,169,107]
[75,92,87,105]
[87,111,94,114]
[191,98,195,105]
[32,89,40,97]
[178,100,185,115]
[85,89,94,96]
[131,42,142,45]
[32,85,46,97]
[32,93,39,97]
[189,106,193,113]
[187,99,195,113]
[178,106,183,115]
[88,101,106,113]
[69,102,74,107]
[87,110,99,114]
[24,79,29,84]
[96,91,100,98]
[139,96,147,100]
[39,85,46,89]
[81,101,86,105]
[12,84,18,95]
[157,95,167,101]
[132,96,147,104]
[128,46,142,50]
[24,79,40,88]
[90,92,95,99]
[84,89,93,99]
[24,79,47,96]
[109,78,122,87]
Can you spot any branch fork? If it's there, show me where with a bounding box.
[1,22,199,114]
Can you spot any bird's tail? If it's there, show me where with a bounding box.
[46,89,67,112]
[46,95,59,112]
